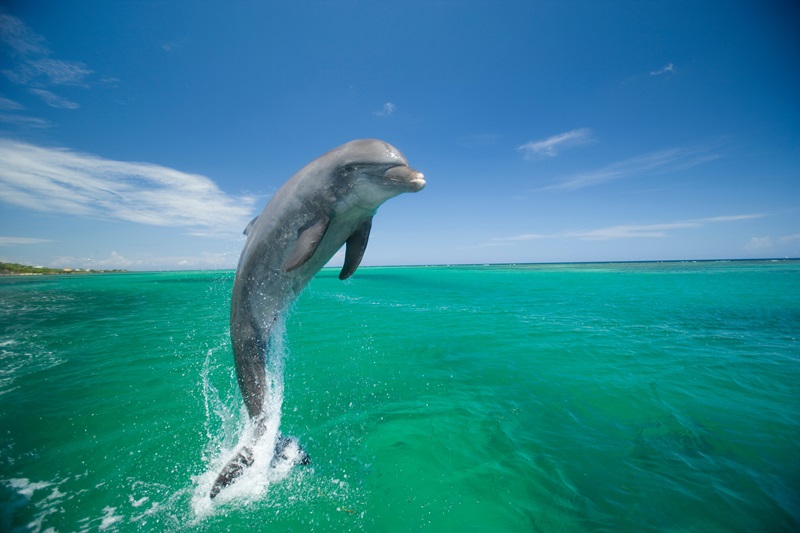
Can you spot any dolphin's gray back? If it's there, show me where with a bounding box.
[230,151,372,419]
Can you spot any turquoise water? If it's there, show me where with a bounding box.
[1,261,798,531]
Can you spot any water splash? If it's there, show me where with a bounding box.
[191,317,302,517]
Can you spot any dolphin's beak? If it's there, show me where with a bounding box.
[385,165,426,192]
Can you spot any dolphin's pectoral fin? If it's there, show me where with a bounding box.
[282,215,331,272]
[243,216,259,236]
[210,446,255,499]
[339,217,373,280]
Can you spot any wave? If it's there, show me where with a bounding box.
[0,336,65,396]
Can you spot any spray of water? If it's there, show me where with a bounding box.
[191,317,304,516]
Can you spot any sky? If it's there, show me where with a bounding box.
[0,1,798,270]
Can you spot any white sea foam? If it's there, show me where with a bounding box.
[3,478,64,533]
[7,478,53,500]
[98,506,123,531]
[128,495,148,507]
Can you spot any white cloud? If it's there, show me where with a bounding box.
[161,39,188,53]
[0,236,52,245]
[52,250,239,270]
[698,214,763,223]
[780,233,800,242]
[0,139,258,236]
[0,96,23,110]
[651,63,675,76]
[472,241,515,248]
[0,113,50,128]
[570,222,700,240]
[496,222,698,242]
[374,102,396,117]
[535,144,721,191]
[91,251,138,268]
[28,88,79,109]
[51,251,142,269]
[0,14,47,56]
[744,236,773,252]
[0,14,93,109]
[6,57,92,87]
[518,128,592,159]
[494,214,765,243]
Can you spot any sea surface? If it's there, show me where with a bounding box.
[0,261,798,532]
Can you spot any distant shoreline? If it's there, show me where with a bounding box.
[0,262,128,276]
[2,258,796,276]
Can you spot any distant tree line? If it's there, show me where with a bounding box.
[0,262,127,275]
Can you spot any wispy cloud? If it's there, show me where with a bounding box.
[0,14,47,56]
[494,214,765,243]
[0,96,23,111]
[6,58,92,88]
[743,236,772,252]
[651,63,675,76]
[0,94,51,127]
[700,214,763,223]
[374,102,396,117]
[161,38,188,53]
[0,236,52,245]
[0,139,258,236]
[28,88,79,110]
[50,251,142,269]
[535,144,721,192]
[0,14,93,109]
[52,250,239,270]
[518,128,592,159]
[0,113,50,128]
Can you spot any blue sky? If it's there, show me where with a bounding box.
[0,1,798,270]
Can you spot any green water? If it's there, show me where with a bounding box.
[1,262,798,531]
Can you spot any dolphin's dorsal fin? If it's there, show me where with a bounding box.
[243,216,259,236]
[339,217,373,280]
[282,215,331,272]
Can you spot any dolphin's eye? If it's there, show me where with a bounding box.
[343,163,367,175]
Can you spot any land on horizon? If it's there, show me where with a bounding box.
[0,262,128,276]
[4,258,796,277]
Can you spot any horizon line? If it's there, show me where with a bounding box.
[39,257,798,274]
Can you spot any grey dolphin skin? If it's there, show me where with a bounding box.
[210,139,425,498]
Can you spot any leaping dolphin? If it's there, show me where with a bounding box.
[210,139,425,498]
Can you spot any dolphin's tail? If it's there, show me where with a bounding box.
[209,435,310,499]
[210,446,254,499]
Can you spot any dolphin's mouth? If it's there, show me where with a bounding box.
[384,164,426,192]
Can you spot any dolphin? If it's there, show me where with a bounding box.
[210,139,425,498]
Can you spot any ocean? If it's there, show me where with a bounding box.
[0,261,798,532]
